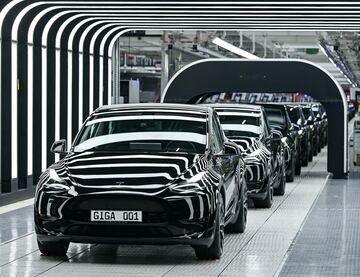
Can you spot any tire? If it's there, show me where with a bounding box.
[313,139,318,156]
[37,239,69,256]
[302,146,309,166]
[226,180,247,233]
[275,163,286,196]
[286,155,295,182]
[308,143,313,162]
[253,178,273,208]
[195,194,225,260]
[295,149,302,175]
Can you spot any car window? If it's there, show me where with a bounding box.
[262,112,271,137]
[211,115,223,154]
[74,111,208,154]
[264,107,285,127]
[213,112,225,145]
[217,110,261,138]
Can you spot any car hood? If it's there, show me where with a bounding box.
[63,151,205,188]
[228,136,260,155]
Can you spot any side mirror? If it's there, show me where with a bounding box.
[307,117,314,124]
[50,140,68,155]
[223,142,238,155]
[271,129,282,141]
[290,123,300,131]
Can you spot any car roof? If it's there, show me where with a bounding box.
[255,102,287,108]
[202,103,262,111]
[95,103,210,114]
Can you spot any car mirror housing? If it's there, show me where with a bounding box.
[223,142,238,155]
[50,139,68,155]
[271,129,282,140]
[290,123,300,131]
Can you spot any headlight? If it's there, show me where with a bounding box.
[170,183,204,193]
[170,173,207,194]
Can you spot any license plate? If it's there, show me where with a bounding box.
[90,210,142,222]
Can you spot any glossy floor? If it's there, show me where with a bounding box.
[0,149,329,277]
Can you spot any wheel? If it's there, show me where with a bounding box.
[226,180,247,233]
[275,163,286,196]
[37,239,69,256]
[195,194,225,260]
[253,178,273,208]
[286,155,295,182]
[295,149,302,175]
[302,146,309,166]
[308,143,313,162]
[313,139,318,156]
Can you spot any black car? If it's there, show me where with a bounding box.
[285,104,312,167]
[205,104,286,209]
[34,104,247,260]
[311,103,328,149]
[300,104,321,159]
[348,102,356,120]
[258,103,301,181]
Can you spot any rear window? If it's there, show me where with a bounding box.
[264,107,285,127]
[216,112,261,138]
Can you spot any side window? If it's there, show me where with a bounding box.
[214,113,225,145]
[262,112,270,137]
[211,115,223,154]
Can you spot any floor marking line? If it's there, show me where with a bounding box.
[0,231,35,246]
[35,244,100,277]
[273,157,329,277]
[218,149,326,277]
[0,248,39,268]
[0,198,34,215]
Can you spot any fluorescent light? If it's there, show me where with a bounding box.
[319,43,354,86]
[212,37,260,59]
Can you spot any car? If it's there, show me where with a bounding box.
[300,104,321,159]
[311,103,328,149]
[203,104,286,208]
[285,104,312,167]
[348,102,356,120]
[257,103,301,181]
[34,103,247,260]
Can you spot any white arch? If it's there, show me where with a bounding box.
[2,0,358,181]
[89,22,126,115]
[1,0,25,178]
[55,14,127,154]
[161,58,348,173]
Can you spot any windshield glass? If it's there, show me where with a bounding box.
[216,110,261,138]
[264,107,285,127]
[74,111,208,154]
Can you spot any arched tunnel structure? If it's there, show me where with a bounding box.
[162,59,348,179]
[0,1,355,194]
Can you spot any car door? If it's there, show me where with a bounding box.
[261,112,278,180]
[211,114,239,216]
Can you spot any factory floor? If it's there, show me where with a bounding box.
[1,120,359,277]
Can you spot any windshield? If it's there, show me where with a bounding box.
[264,107,285,127]
[74,111,208,154]
[217,111,261,138]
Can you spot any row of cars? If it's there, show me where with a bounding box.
[33,101,327,260]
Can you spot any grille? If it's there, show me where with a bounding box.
[64,224,173,238]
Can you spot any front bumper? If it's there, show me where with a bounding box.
[35,192,215,247]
